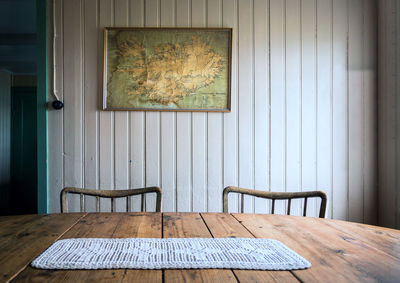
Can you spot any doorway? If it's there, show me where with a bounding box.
[10,87,37,214]
[0,0,43,215]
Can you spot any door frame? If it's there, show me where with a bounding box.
[37,0,48,213]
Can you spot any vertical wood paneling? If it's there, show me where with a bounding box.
[348,0,363,223]
[378,0,388,227]
[301,0,317,217]
[207,0,224,212]
[0,72,11,212]
[83,0,99,212]
[378,0,393,227]
[129,0,145,212]
[253,0,269,214]
[316,0,333,218]
[160,0,176,212]
[49,0,64,212]
[191,0,207,212]
[332,0,348,220]
[176,0,191,212]
[238,0,254,213]
[270,0,285,214]
[144,0,161,212]
[363,0,377,225]
[396,0,400,229]
[63,0,83,212]
[223,0,239,213]
[51,0,378,223]
[98,0,113,212]
[114,0,129,211]
[286,0,301,216]
[378,0,398,228]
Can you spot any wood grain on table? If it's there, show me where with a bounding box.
[0,212,399,283]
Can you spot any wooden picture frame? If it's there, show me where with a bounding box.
[103,27,232,112]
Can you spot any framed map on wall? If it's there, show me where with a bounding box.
[103,27,232,112]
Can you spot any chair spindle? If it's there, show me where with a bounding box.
[271,199,275,214]
[287,198,291,215]
[80,193,84,212]
[96,196,100,212]
[141,194,145,212]
[126,196,131,212]
[303,197,308,216]
[111,198,115,212]
[241,194,244,213]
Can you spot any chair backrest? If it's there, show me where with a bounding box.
[223,186,327,218]
[61,187,162,213]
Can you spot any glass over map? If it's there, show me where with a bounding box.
[103,28,231,111]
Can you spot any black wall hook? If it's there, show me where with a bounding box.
[52,100,64,110]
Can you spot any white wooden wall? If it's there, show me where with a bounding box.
[49,0,377,223]
[378,0,400,229]
[0,71,11,212]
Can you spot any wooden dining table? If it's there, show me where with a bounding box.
[1,212,399,282]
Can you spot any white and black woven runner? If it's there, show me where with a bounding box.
[31,238,311,270]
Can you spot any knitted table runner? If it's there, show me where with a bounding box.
[31,238,311,270]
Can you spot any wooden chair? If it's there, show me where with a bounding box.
[223,186,327,218]
[61,187,162,213]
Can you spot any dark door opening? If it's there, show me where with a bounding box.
[10,87,37,215]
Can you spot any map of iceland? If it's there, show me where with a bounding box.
[105,29,230,110]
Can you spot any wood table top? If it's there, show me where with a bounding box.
[1,212,399,282]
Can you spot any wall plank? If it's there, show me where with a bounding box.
[238,0,254,213]
[144,0,161,212]
[49,0,64,213]
[207,0,224,212]
[83,0,99,212]
[301,0,317,217]
[396,0,400,229]
[378,0,398,228]
[191,0,207,212]
[286,0,301,216]
[253,0,269,214]
[51,0,378,223]
[98,0,113,212]
[348,0,363,223]
[223,0,239,213]
[176,0,191,212]
[129,0,145,212]
[316,0,333,218]
[332,0,349,220]
[63,0,83,212]
[270,0,285,214]
[363,0,377,225]
[160,0,176,212]
[0,71,11,214]
[114,0,129,211]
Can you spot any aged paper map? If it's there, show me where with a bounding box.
[105,29,230,110]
